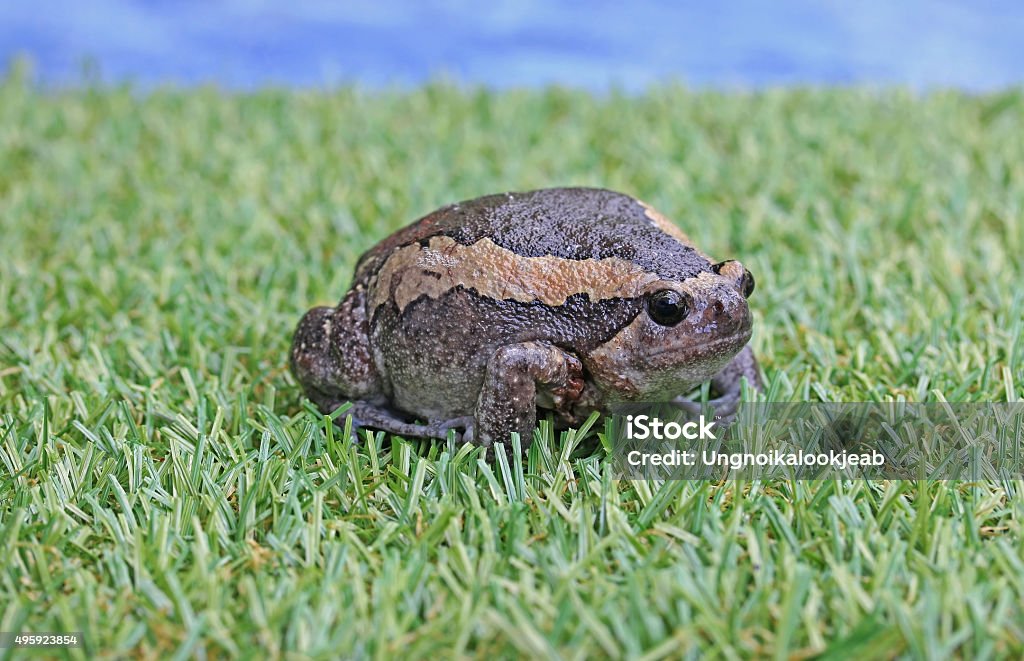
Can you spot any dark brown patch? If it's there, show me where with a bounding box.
[352,188,713,286]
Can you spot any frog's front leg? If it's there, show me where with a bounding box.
[474,341,584,449]
[674,346,762,418]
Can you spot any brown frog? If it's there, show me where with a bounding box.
[291,187,761,448]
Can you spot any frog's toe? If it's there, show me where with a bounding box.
[346,425,364,445]
[707,394,741,420]
[434,416,475,443]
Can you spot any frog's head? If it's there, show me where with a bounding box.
[585,259,755,402]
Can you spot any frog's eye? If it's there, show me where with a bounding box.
[646,290,691,326]
[740,269,755,298]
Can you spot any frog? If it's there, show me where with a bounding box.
[290,187,761,448]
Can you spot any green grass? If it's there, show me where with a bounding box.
[1,64,1023,658]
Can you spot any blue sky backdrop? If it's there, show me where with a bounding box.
[2,0,1023,90]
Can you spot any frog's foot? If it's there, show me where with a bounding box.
[672,393,741,421]
[310,393,474,444]
[433,416,476,444]
[451,418,475,445]
[348,402,473,441]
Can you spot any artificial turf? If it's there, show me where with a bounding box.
[1,67,1023,658]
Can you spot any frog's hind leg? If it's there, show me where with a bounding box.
[291,292,383,405]
[339,400,474,443]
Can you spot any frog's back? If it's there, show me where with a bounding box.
[357,187,711,282]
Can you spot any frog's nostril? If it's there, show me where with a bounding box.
[712,300,725,316]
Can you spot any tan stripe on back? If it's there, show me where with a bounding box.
[368,235,665,314]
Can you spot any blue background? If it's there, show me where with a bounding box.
[3,0,1023,90]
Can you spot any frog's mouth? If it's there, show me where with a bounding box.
[646,327,753,365]
[693,327,753,353]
